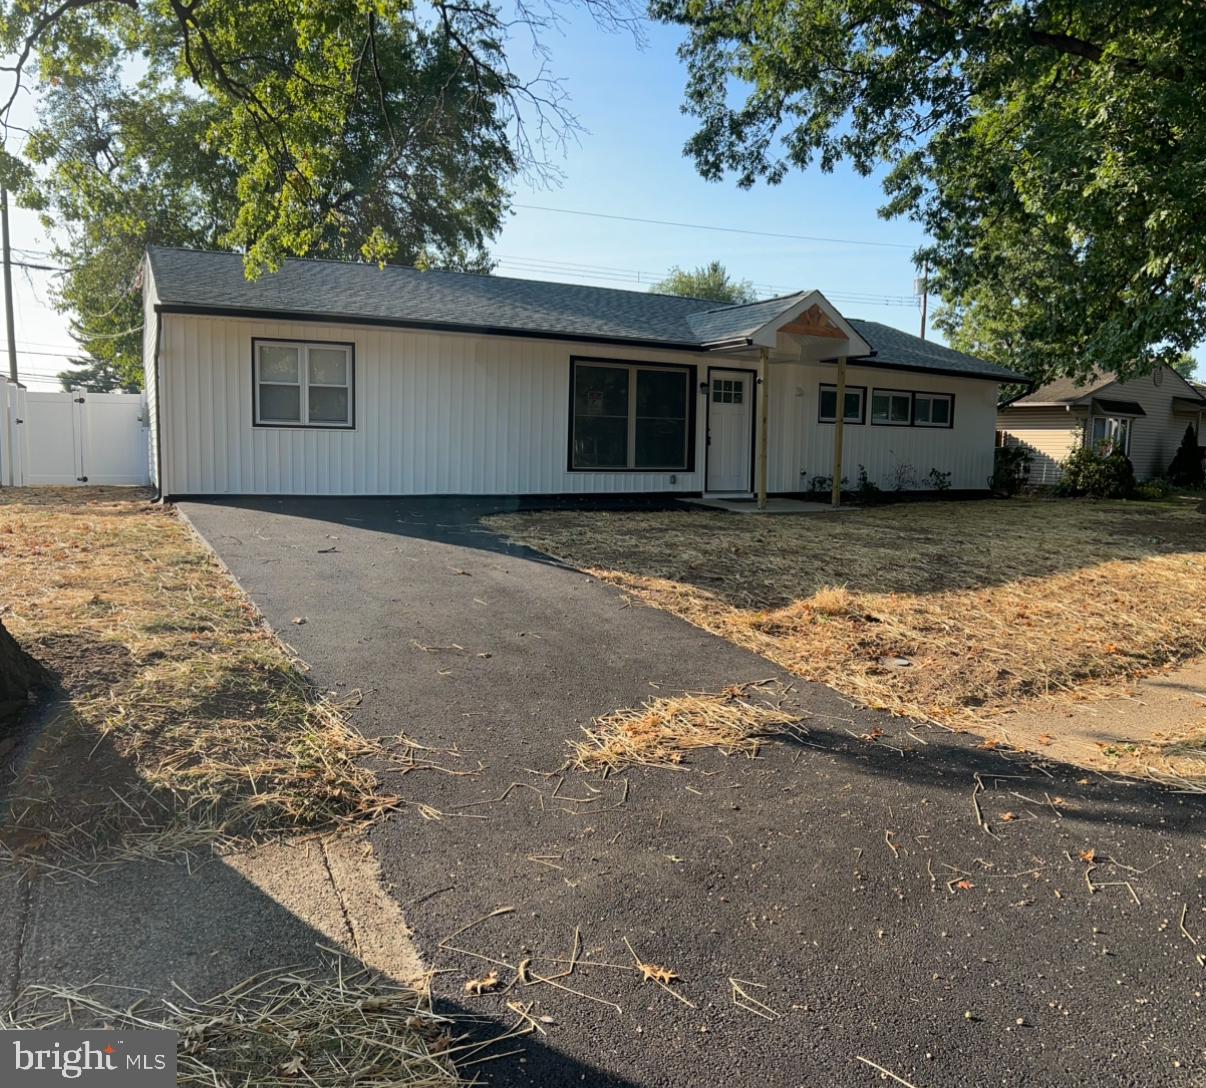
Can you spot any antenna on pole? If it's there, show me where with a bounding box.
[914,260,929,340]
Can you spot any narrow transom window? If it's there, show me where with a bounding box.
[818,384,865,424]
[914,392,953,427]
[871,389,912,425]
[571,360,692,470]
[254,340,354,428]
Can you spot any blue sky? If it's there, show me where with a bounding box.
[493,16,928,324]
[6,11,1200,387]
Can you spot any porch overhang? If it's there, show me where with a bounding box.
[699,290,872,362]
[753,291,871,361]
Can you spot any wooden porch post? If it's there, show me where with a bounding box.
[757,346,770,509]
[831,355,847,508]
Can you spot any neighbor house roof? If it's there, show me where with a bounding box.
[1005,373,1119,407]
[146,247,1025,383]
[1004,367,1206,410]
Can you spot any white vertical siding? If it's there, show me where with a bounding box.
[157,313,1003,496]
[768,363,999,492]
[159,314,709,496]
[141,260,160,486]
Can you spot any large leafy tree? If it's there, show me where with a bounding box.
[652,260,756,303]
[652,0,1206,384]
[1,0,634,386]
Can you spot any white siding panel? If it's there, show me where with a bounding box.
[771,363,998,492]
[141,259,160,486]
[159,314,1001,496]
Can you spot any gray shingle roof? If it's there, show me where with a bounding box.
[1008,373,1117,406]
[845,320,1027,383]
[146,247,1023,382]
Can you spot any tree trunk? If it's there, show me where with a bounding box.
[0,617,52,729]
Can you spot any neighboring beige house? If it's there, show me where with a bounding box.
[997,364,1206,485]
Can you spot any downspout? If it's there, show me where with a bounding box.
[831,355,847,508]
[757,346,770,509]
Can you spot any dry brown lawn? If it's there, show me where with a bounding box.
[486,498,1206,774]
[0,487,415,872]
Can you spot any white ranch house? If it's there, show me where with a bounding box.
[141,247,1026,500]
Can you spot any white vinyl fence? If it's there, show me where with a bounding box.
[0,376,150,487]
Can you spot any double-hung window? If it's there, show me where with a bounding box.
[254,339,354,428]
[913,392,953,427]
[818,384,865,424]
[571,360,692,470]
[1090,415,1131,453]
[871,389,913,425]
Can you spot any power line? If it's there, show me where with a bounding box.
[509,203,916,250]
[493,253,919,306]
[0,346,81,358]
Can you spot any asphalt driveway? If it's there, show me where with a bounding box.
[180,496,1206,1088]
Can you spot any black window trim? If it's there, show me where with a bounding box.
[567,356,697,473]
[817,383,867,425]
[867,387,958,429]
[869,387,915,427]
[913,390,956,429]
[252,336,357,430]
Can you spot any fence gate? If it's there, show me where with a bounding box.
[1,379,150,487]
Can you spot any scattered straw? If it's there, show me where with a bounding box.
[1,957,497,1086]
[571,683,801,771]
[487,501,1206,774]
[622,937,693,1007]
[0,488,453,875]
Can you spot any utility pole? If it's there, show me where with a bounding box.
[1,189,17,382]
[916,260,929,341]
[0,188,15,488]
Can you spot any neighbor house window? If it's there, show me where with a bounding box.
[871,389,913,425]
[571,359,692,470]
[913,392,953,428]
[1090,416,1131,453]
[253,339,354,428]
[819,384,866,424]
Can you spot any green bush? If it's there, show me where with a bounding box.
[1135,478,1173,501]
[1057,443,1136,499]
[991,445,1032,496]
[1166,424,1205,488]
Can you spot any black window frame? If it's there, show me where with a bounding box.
[818,383,867,425]
[252,337,357,430]
[568,356,697,473]
[913,391,955,429]
[870,388,915,427]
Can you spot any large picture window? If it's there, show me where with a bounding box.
[253,339,354,428]
[571,360,693,470]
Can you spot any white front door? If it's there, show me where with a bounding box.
[706,368,754,493]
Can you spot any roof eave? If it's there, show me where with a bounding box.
[153,303,713,354]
